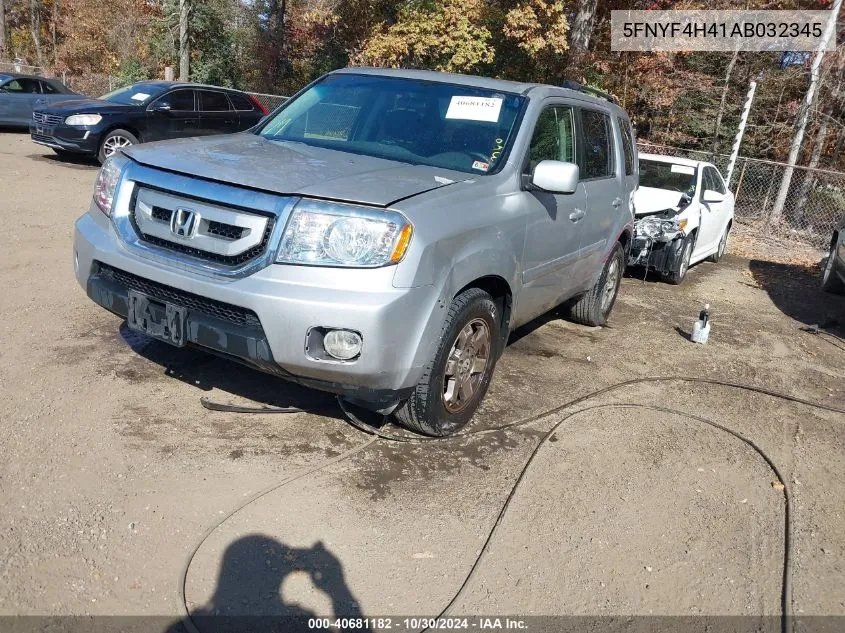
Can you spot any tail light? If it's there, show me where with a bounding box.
[248,95,269,115]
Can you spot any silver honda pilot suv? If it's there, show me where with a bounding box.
[74,68,637,436]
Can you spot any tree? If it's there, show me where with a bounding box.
[1,0,8,55]
[179,0,189,80]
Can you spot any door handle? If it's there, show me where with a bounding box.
[569,209,585,222]
[612,197,623,208]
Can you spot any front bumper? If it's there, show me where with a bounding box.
[628,235,686,274]
[30,122,100,154]
[74,206,443,407]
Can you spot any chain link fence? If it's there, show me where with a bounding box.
[638,142,844,264]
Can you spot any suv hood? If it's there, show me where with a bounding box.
[123,134,472,207]
[39,98,138,114]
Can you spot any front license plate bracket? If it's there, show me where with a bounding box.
[126,290,187,347]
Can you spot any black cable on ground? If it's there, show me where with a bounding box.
[418,402,794,633]
[186,375,843,633]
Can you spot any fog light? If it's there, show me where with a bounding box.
[323,329,362,360]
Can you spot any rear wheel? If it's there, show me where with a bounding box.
[821,235,845,295]
[97,129,138,163]
[566,242,625,327]
[393,287,499,437]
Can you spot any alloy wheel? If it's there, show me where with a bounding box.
[442,318,491,413]
[600,256,620,313]
[102,135,133,157]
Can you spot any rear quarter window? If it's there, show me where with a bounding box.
[229,93,255,111]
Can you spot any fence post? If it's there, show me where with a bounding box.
[734,158,748,204]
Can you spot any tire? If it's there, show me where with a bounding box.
[393,287,500,437]
[708,224,730,263]
[567,242,625,327]
[665,233,695,285]
[821,235,845,295]
[97,129,138,163]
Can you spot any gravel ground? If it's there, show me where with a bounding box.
[1,131,843,630]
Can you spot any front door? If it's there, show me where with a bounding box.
[696,166,727,256]
[577,107,622,279]
[517,103,588,324]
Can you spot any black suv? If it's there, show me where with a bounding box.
[31,81,268,162]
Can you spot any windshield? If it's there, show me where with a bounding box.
[99,83,168,105]
[259,74,525,174]
[639,159,698,195]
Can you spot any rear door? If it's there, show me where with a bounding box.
[146,89,199,141]
[576,106,621,277]
[0,77,42,125]
[197,89,237,135]
[228,92,263,129]
[517,102,589,322]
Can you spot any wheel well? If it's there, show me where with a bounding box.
[99,125,141,146]
[456,275,512,354]
[617,229,631,254]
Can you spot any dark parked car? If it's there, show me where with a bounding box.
[0,73,83,127]
[822,216,845,295]
[30,81,268,163]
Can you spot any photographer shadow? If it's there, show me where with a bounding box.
[166,534,370,633]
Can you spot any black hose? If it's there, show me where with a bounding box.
[186,375,842,633]
[419,403,794,633]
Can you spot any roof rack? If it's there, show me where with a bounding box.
[560,80,617,104]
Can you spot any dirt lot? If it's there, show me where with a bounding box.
[1,131,844,630]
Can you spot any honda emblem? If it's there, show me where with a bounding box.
[170,207,198,238]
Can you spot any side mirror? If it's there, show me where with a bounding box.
[702,189,725,204]
[531,160,579,194]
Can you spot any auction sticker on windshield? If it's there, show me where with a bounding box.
[671,164,695,174]
[446,96,503,122]
[131,92,150,101]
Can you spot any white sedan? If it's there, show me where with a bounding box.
[627,153,735,284]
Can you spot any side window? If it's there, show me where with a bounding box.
[527,105,576,173]
[618,116,634,175]
[40,81,59,94]
[580,109,614,179]
[156,89,195,111]
[229,93,254,111]
[199,90,231,112]
[1,78,40,93]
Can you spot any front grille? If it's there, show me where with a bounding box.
[98,263,260,327]
[207,221,245,240]
[151,206,172,222]
[32,112,64,126]
[138,219,275,267]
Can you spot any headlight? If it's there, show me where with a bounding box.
[65,114,102,126]
[276,200,413,267]
[93,155,127,216]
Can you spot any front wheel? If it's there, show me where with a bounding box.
[393,287,500,437]
[665,234,694,285]
[566,242,625,327]
[708,224,730,263]
[97,129,138,163]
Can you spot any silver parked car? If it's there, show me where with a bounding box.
[74,68,637,436]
